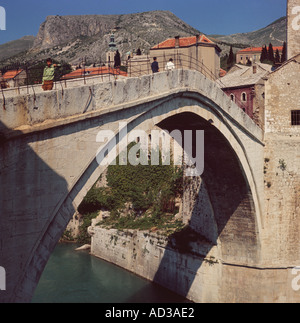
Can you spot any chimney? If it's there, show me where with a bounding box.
[175,36,180,48]
[195,34,200,62]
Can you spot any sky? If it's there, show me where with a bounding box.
[0,0,287,45]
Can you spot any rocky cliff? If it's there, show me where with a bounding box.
[26,11,201,64]
[33,15,117,50]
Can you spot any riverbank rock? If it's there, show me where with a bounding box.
[75,244,91,251]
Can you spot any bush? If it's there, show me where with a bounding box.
[78,143,184,235]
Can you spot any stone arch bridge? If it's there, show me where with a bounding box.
[0,69,283,302]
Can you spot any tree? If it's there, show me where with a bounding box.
[268,43,274,63]
[275,49,281,63]
[227,46,235,69]
[281,42,287,63]
[114,50,121,68]
[260,46,268,63]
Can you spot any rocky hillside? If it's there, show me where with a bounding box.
[212,17,287,47]
[2,11,201,66]
[0,36,35,60]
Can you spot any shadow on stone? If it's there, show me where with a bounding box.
[0,121,74,303]
[152,112,259,301]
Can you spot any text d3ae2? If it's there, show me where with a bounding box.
[104,306,196,320]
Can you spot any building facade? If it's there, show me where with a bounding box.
[220,63,272,127]
[2,69,27,88]
[260,0,300,269]
[149,35,221,81]
[236,46,283,65]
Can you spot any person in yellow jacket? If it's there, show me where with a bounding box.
[42,58,60,91]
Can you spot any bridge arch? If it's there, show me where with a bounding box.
[8,70,264,302]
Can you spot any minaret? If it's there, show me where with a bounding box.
[106,32,118,64]
[287,0,300,59]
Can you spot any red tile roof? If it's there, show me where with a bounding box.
[238,46,283,53]
[151,35,215,49]
[219,68,227,77]
[3,69,23,80]
[61,66,127,80]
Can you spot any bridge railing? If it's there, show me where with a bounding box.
[0,52,224,94]
[0,63,128,99]
[0,53,248,116]
[127,52,219,80]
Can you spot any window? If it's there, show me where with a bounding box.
[241,92,247,102]
[291,110,300,125]
[230,94,235,102]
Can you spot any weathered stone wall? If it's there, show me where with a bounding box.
[89,227,222,303]
[262,55,300,266]
[265,58,300,135]
[89,227,300,302]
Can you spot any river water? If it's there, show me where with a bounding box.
[31,243,189,303]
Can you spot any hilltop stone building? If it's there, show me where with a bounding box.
[149,35,221,80]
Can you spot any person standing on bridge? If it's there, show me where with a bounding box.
[165,58,175,71]
[151,57,160,73]
[42,58,60,91]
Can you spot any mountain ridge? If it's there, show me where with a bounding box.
[1,10,202,65]
[211,16,286,47]
[0,11,287,66]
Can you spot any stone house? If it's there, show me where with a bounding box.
[149,35,221,81]
[2,69,27,88]
[220,63,272,127]
[128,35,221,80]
[265,54,300,133]
[236,46,283,65]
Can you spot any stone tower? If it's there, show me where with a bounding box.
[287,0,300,59]
[106,32,119,64]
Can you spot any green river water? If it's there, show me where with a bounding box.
[31,243,189,303]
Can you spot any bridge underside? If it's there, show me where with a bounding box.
[157,112,259,264]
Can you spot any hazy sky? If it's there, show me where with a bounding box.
[0,0,287,45]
